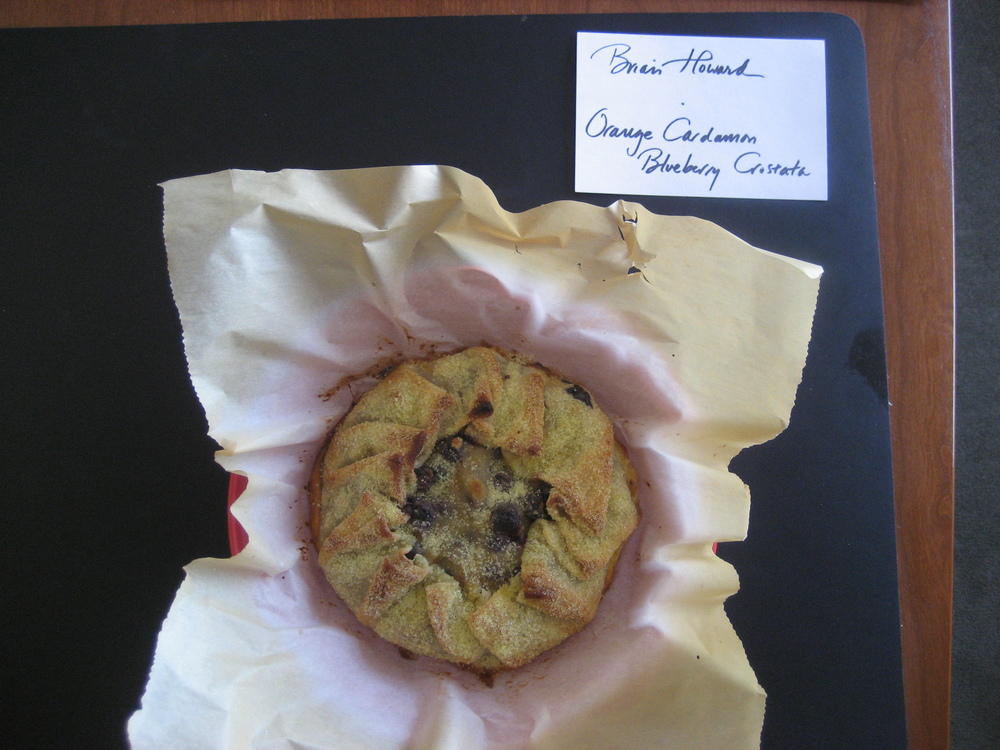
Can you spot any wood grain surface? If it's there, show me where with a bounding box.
[2,2,954,749]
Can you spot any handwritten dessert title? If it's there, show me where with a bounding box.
[575,32,827,201]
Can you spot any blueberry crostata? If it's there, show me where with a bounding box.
[309,347,639,673]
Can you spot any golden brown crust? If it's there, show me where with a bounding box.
[310,346,640,672]
[318,491,407,559]
[357,550,430,626]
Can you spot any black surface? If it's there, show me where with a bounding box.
[951,1,1000,748]
[1,14,903,749]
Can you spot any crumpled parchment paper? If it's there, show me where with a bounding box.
[127,165,821,750]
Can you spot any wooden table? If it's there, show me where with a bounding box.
[2,2,953,748]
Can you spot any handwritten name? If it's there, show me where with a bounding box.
[591,44,665,75]
[662,49,764,78]
[591,43,764,79]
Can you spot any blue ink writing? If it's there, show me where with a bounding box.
[585,108,654,156]
[637,148,721,191]
[662,117,758,144]
[733,151,811,176]
[662,49,763,78]
[590,43,664,75]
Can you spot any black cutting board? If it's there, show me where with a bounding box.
[1,13,903,749]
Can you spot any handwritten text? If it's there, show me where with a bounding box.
[591,43,764,79]
[582,108,810,191]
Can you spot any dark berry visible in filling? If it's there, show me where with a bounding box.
[470,399,494,417]
[564,383,593,408]
[401,435,552,595]
[435,438,463,463]
[490,502,526,544]
[402,495,439,529]
[525,483,552,522]
[491,471,514,491]
[415,464,437,492]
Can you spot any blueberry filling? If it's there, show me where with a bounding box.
[401,495,439,529]
[490,502,526,544]
[525,485,551,520]
[415,464,437,492]
[491,471,514,491]
[470,399,494,416]
[564,383,593,408]
[401,435,552,594]
[434,438,462,463]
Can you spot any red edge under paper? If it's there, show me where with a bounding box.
[227,473,250,555]
[226,473,718,557]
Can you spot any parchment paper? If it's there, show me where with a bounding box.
[128,165,821,750]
